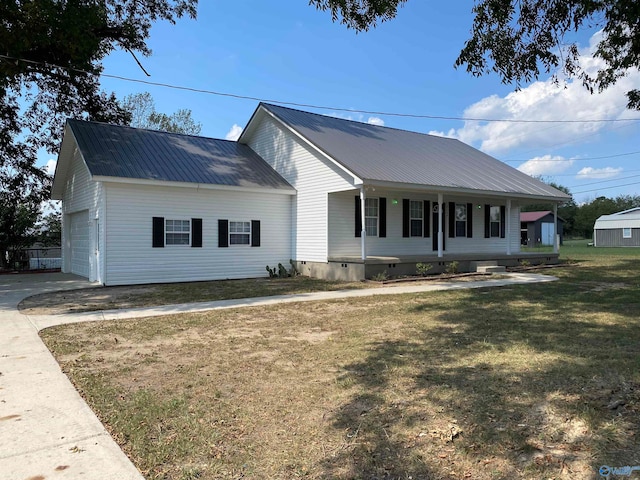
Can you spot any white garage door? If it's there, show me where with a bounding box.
[70,211,90,278]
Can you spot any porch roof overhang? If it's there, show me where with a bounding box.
[354,179,570,203]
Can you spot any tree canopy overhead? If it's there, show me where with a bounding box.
[0,0,198,201]
[0,0,197,266]
[311,0,640,109]
[123,92,202,135]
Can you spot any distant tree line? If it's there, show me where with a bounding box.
[523,182,640,239]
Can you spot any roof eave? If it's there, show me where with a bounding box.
[93,175,297,195]
[51,122,85,200]
[363,179,571,202]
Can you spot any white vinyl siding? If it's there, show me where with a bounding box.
[69,210,90,277]
[328,190,521,257]
[246,114,355,262]
[61,147,104,282]
[103,183,291,285]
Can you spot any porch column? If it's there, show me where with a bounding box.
[360,186,367,260]
[553,203,559,254]
[438,193,443,258]
[506,199,512,255]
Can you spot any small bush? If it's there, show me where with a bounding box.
[266,265,278,278]
[416,262,433,276]
[520,259,531,268]
[445,261,459,274]
[372,270,388,282]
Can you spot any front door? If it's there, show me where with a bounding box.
[432,203,445,251]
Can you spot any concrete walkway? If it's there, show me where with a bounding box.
[1,271,557,479]
[0,273,144,480]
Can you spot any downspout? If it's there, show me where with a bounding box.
[360,186,367,260]
[438,193,443,258]
[506,199,512,255]
[553,203,559,254]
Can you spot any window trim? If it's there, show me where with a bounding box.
[455,203,467,238]
[623,227,632,239]
[365,197,379,237]
[409,200,423,237]
[489,206,502,238]
[229,220,252,246]
[165,219,191,246]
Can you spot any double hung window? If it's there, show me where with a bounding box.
[166,219,190,245]
[410,200,423,237]
[365,198,379,237]
[229,221,251,245]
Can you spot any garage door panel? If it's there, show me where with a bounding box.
[70,211,90,278]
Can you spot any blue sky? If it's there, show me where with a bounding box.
[46,2,640,203]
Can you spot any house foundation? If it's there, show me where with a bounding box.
[297,252,560,281]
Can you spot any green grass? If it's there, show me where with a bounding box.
[41,247,640,479]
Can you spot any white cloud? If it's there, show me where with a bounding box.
[436,31,640,155]
[576,166,623,179]
[367,116,385,126]
[225,124,243,141]
[517,155,574,176]
[46,159,57,176]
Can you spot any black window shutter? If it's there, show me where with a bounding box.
[379,198,386,238]
[423,200,430,237]
[251,220,261,247]
[448,202,456,238]
[402,199,410,237]
[484,204,491,238]
[191,218,203,247]
[218,219,229,247]
[500,205,506,238]
[152,217,164,248]
[355,196,362,238]
[467,203,473,238]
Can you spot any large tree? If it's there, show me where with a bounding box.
[311,0,640,109]
[123,92,202,135]
[0,0,197,259]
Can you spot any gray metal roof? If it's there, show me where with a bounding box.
[260,103,570,200]
[66,119,293,190]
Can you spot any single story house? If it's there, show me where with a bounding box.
[52,103,570,285]
[520,211,564,247]
[594,208,640,247]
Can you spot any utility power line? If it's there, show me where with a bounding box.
[573,180,640,194]
[3,53,640,125]
[502,150,640,163]
[567,173,640,188]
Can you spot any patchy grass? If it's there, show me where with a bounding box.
[18,276,367,315]
[40,248,640,479]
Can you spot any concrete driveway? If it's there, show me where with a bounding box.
[0,273,144,480]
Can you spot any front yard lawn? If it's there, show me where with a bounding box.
[40,247,640,479]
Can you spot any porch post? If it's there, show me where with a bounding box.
[360,186,367,260]
[553,203,559,254]
[506,199,512,255]
[438,193,443,258]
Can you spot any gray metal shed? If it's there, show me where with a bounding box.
[594,208,640,247]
